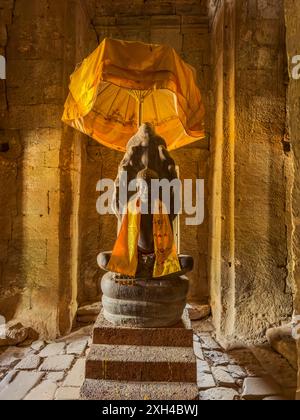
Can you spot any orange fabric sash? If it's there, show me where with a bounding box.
[107,199,180,278]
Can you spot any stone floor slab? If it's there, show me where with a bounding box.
[63,358,85,387]
[199,335,221,351]
[39,355,75,372]
[15,355,42,371]
[212,367,236,387]
[226,365,247,379]
[0,371,18,393]
[193,342,204,360]
[31,341,46,352]
[197,360,211,374]
[0,371,44,400]
[203,350,230,366]
[200,387,240,401]
[197,373,216,390]
[24,380,58,400]
[67,340,87,356]
[46,372,66,383]
[55,386,81,400]
[39,343,66,358]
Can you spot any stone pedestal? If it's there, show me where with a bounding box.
[80,310,198,400]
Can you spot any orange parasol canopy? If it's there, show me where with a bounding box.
[62,38,205,152]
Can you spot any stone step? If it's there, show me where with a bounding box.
[80,379,199,400]
[93,310,193,347]
[86,344,197,383]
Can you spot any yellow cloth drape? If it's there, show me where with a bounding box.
[107,199,180,278]
[62,38,205,152]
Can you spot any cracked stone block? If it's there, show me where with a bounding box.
[242,377,282,400]
[39,355,75,372]
[63,358,85,387]
[197,373,216,390]
[212,367,236,387]
[24,380,58,400]
[0,371,44,400]
[39,343,66,358]
[55,386,80,400]
[66,339,87,356]
[15,355,42,371]
[204,350,230,366]
[200,387,240,401]
[226,365,247,379]
[199,335,221,351]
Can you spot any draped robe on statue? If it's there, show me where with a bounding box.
[107,198,180,278]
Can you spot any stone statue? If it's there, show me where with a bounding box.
[98,123,194,327]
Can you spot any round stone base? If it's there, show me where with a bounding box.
[101,272,189,328]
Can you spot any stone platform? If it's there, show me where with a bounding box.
[80,310,198,400]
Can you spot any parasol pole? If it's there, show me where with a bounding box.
[138,98,144,127]
[130,88,153,127]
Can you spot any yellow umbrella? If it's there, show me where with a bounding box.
[62,38,205,152]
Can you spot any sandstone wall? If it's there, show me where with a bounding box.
[210,0,293,345]
[0,0,97,338]
[284,0,300,400]
[234,0,293,342]
[78,0,212,303]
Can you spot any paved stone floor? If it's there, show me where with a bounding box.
[0,321,297,400]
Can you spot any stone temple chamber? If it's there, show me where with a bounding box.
[0,0,300,402]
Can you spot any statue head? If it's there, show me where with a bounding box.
[113,124,178,220]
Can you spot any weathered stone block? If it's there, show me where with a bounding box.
[81,380,198,401]
[93,310,193,347]
[212,367,236,387]
[86,344,197,382]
